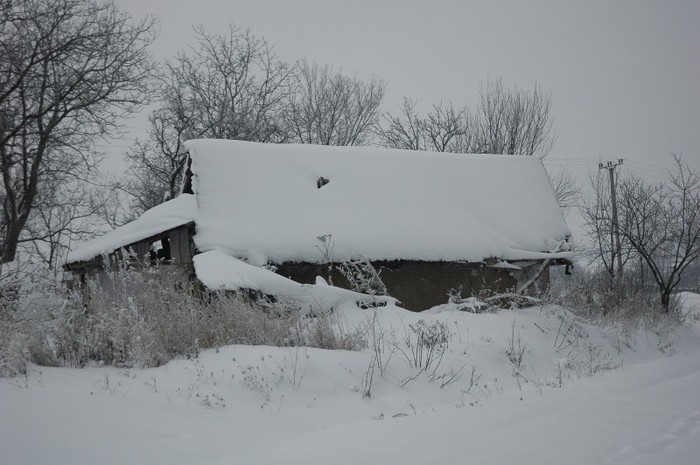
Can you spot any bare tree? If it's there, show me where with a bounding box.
[547,166,579,211]
[377,98,471,153]
[0,0,156,264]
[581,171,636,281]
[473,78,555,157]
[288,60,385,146]
[166,25,294,143]
[379,79,554,158]
[122,25,294,214]
[616,156,700,312]
[585,156,700,312]
[377,98,424,151]
[124,31,385,215]
[423,102,473,153]
[121,108,191,214]
[20,180,108,271]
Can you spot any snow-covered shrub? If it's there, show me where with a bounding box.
[402,320,450,372]
[299,311,367,351]
[396,319,452,387]
[446,286,491,313]
[506,320,527,368]
[336,257,388,296]
[448,284,542,312]
[203,292,292,348]
[0,263,93,375]
[547,266,684,326]
[314,234,388,297]
[72,272,300,366]
[0,328,27,378]
[1,263,372,375]
[0,264,29,376]
[0,280,24,376]
[34,268,190,367]
[43,281,154,368]
[315,234,336,285]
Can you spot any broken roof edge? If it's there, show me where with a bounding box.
[65,194,197,264]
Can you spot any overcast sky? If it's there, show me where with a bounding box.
[111,0,700,183]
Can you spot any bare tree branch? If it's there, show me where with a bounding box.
[123,24,295,214]
[0,0,156,263]
[473,78,555,158]
[585,156,700,312]
[288,60,385,146]
[547,165,579,211]
[377,98,471,153]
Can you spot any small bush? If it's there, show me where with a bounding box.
[404,319,450,372]
[396,319,452,387]
[0,331,27,378]
[300,312,367,351]
[1,277,25,377]
[506,320,527,368]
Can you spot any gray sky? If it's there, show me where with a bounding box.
[111,0,700,183]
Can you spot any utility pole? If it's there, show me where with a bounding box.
[599,159,624,284]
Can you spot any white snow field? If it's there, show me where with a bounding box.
[2,298,700,465]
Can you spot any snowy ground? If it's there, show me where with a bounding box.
[3,296,700,465]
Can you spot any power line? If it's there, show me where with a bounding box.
[545,157,601,162]
[625,160,668,176]
[624,165,667,182]
[626,159,669,171]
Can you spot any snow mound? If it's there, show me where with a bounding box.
[4,304,699,465]
[193,250,396,312]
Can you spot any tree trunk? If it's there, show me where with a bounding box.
[660,289,671,314]
[1,221,21,264]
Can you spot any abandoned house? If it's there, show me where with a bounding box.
[64,139,572,311]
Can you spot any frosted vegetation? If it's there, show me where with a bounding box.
[0,262,693,378]
[0,258,687,378]
[0,266,365,375]
[2,264,700,464]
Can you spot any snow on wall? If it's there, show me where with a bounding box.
[186,139,571,264]
[66,194,197,263]
[193,250,396,311]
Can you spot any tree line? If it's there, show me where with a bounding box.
[122,25,558,217]
[0,0,558,270]
[1,0,155,267]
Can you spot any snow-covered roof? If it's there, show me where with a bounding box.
[66,194,196,263]
[67,140,571,266]
[186,139,570,264]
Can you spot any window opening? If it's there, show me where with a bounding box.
[148,237,172,263]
